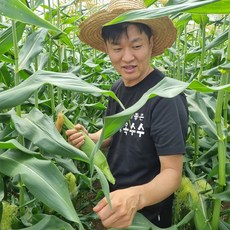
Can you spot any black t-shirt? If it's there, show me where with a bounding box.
[105,69,188,223]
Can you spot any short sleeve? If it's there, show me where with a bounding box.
[150,94,188,156]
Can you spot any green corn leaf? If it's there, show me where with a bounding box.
[0,70,121,110]
[167,0,230,14]
[0,54,14,64]
[0,176,3,201]
[144,0,157,7]
[0,139,38,155]
[166,0,187,6]
[193,194,212,230]
[194,142,218,166]
[0,149,83,229]
[176,210,194,228]
[0,22,25,55]
[219,220,230,230]
[32,0,45,9]
[1,72,230,143]
[186,92,217,139]
[18,28,48,71]
[11,108,113,210]
[187,0,230,14]
[168,0,230,14]
[185,29,228,61]
[52,32,74,49]
[109,210,194,230]
[193,199,212,230]
[105,0,218,26]
[109,212,169,230]
[102,77,230,139]
[0,63,12,87]
[220,62,230,69]
[177,177,212,230]
[0,0,60,32]
[174,13,192,28]
[212,190,230,202]
[17,214,75,230]
[192,14,209,26]
[95,166,112,208]
[11,108,88,161]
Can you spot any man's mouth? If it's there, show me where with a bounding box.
[123,65,136,72]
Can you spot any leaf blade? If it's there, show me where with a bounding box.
[0,150,83,228]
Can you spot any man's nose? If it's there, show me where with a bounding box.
[122,48,134,62]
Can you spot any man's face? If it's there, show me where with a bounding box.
[105,24,153,87]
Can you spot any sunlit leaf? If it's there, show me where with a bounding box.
[144,0,157,7]
[187,0,230,14]
[165,0,229,14]
[106,0,218,25]
[192,14,209,25]
[0,0,60,32]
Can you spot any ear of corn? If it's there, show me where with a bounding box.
[55,112,64,132]
[65,172,77,197]
[1,201,18,230]
[57,112,115,185]
[175,176,212,230]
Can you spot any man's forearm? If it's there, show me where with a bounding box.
[132,155,183,210]
[134,168,182,210]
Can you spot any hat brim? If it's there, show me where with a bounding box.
[79,9,177,57]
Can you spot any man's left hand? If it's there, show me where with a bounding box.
[93,187,140,229]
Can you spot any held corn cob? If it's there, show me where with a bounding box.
[55,112,64,132]
[56,112,115,184]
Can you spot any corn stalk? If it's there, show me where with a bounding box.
[12,18,26,217]
[211,16,230,230]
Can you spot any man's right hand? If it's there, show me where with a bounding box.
[66,124,88,149]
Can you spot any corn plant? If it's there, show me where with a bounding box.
[0,0,229,229]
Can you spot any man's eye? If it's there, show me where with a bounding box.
[113,48,121,51]
[133,45,142,49]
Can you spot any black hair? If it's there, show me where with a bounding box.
[101,22,153,44]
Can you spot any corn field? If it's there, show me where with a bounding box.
[0,0,229,229]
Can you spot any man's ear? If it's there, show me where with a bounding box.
[104,41,108,53]
[150,35,154,50]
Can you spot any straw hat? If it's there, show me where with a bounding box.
[78,0,177,57]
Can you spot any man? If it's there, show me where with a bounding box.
[66,0,188,228]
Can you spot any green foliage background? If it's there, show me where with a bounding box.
[0,0,229,229]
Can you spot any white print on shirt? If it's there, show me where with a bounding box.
[133,112,144,121]
[122,123,129,135]
[137,123,144,137]
[120,113,145,138]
